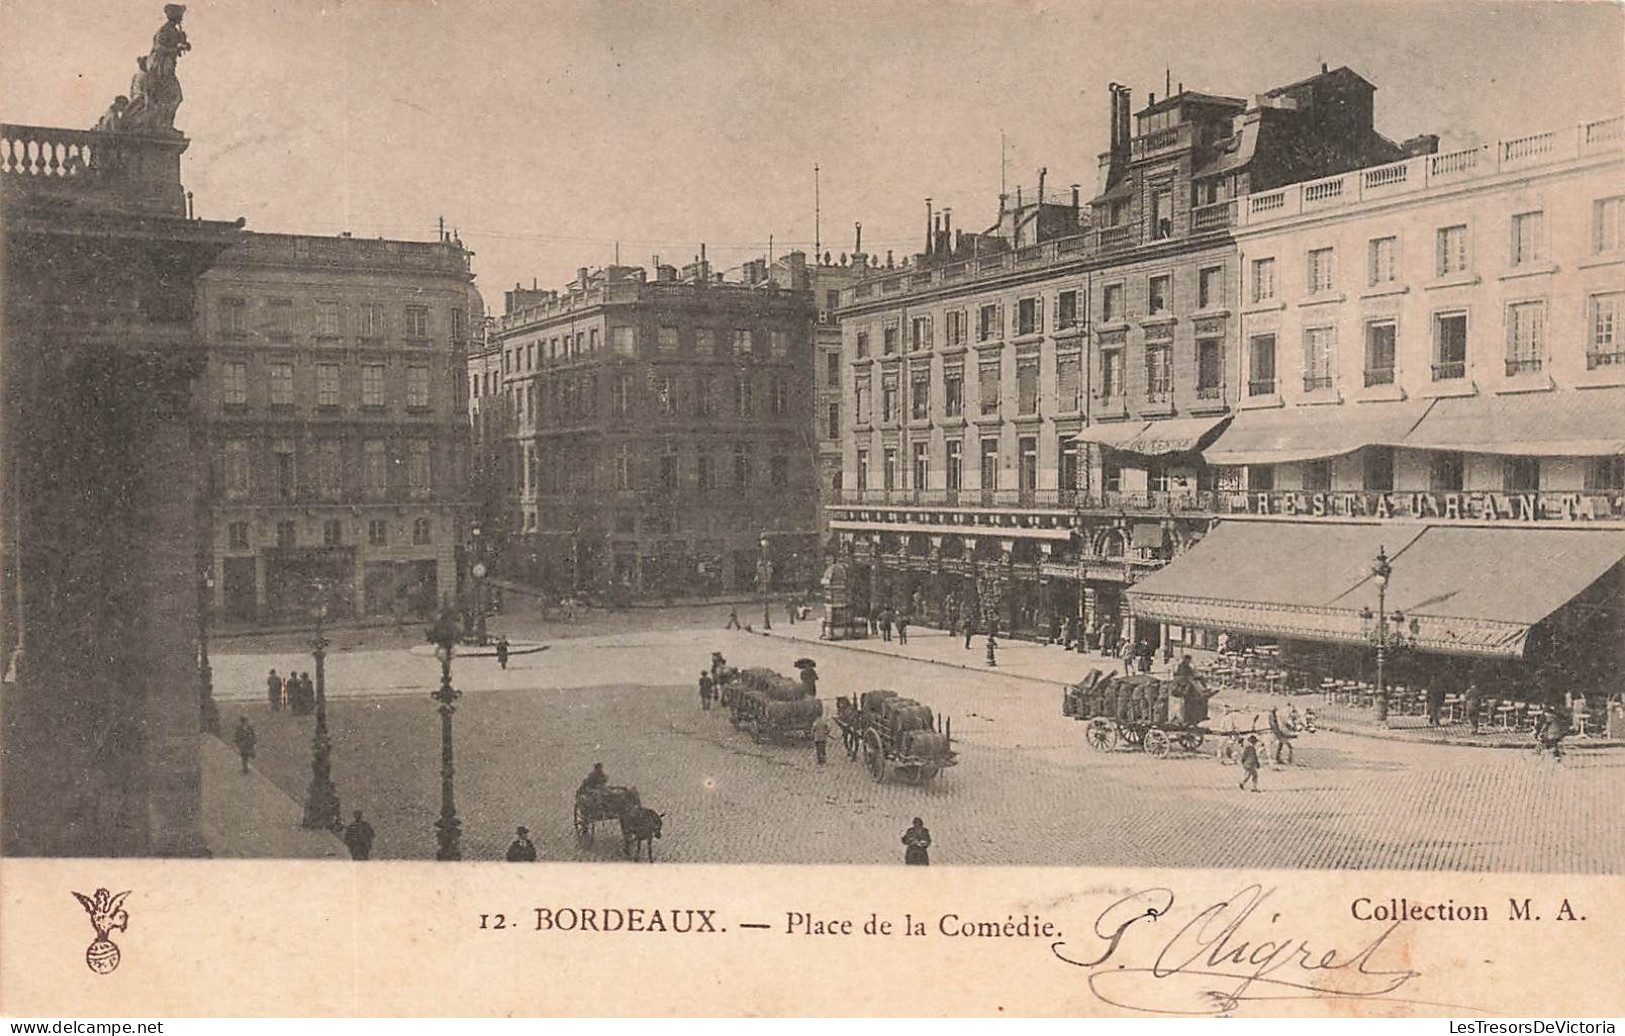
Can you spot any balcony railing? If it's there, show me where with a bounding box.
[1196,383,1225,401]
[3,122,191,218]
[1364,367,1396,387]
[1247,378,1277,397]
[1505,357,1544,376]
[1432,360,1466,382]
[1303,374,1335,392]
[1586,350,1625,370]
[1190,199,1236,232]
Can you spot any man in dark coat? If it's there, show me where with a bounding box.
[902,817,932,865]
[343,810,376,860]
[581,762,608,792]
[699,672,715,710]
[1426,683,1447,727]
[496,636,510,670]
[878,606,892,642]
[963,616,976,650]
[1239,736,1262,792]
[505,826,537,861]
[895,614,908,645]
[232,716,256,773]
[266,669,282,711]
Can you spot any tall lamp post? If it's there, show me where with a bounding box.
[758,533,773,631]
[302,579,342,831]
[1362,547,1413,728]
[197,563,218,734]
[426,605,463,860]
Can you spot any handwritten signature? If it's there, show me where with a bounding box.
[1050,884,1462,1015]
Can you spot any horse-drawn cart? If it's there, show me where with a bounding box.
[1064,669,1227,760]
[835,689,957,784]
[574,784,640,846]
[722,666,822,744]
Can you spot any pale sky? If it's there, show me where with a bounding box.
[4,0,1621,311]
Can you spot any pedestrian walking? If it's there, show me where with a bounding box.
[902,817,932,865]
[725,607,741,630]
[1464,683,1483,735]
[699,671,714,710]
[495,636,510,670]
[1426,683,1446,727]
[1268,707,1295,765]
[297,671,315,714]
[963,616,975,650]
[811,714,832,765]
[266,669,282,711]
[505,826,537,861]
[232,716,256,774]
[787,596,796,625]
[896,614,908,645]
[343,810,376,860]
[1238,735,1262,792]
[879,606,892,642]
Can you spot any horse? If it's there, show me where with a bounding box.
[620,805,664,863]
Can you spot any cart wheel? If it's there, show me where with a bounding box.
[574,801,592,846]
[1145,728,1171,758]
[1178,731,1204,753]
[1084,718,1115,753]
[863,730,886,783]
[843,729,860,760]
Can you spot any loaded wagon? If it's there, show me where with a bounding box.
[727,666,823,744]
[1062,669,1233,759]
[834,689,958,784]
[574,784,640,846]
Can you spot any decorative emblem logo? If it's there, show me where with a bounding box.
[72,888,130,975]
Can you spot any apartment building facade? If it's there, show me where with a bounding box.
[195,231,478,624]
[831,67,1410,643]
[487,259,820,598]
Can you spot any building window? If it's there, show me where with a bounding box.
[1150,187,1173,240]
[1430,452,1464,492]
[1585,456,1624,492]
[1364,320,1397,386]
[1145,343,1172,403]
[317,440,341,499]
[978,303,1002,341]
[734,374,755,418]
[826,403,839,439]
[1248,465,1275,493]
[856,448,869,491]
[1102,459,1121,494]
[770,455,789,488]
[361,364,385,407]
[978,362,1000,416]
[1016,357,1039,414]
[1016,297,1042,336]
[657,326,679,354]
[910,368,930,420]
[1102,284,1124,322]
[825,350,841,387]
[1307,247,1336,294]
[1504,456,1540,492]
[1059,436,1079,492]
[733,329,753,357]
[1363,447,1395,492]
[696,453,713,491]
[614,445,634,490]
[1018,436,1038,494]
[979,438,998,490]
[404,306,429,338]
[943,367,964,418]
[769,329,788,358]
[1596,196,1624,254]
[227,521,249,549]
[1505,300,1545,375]
[1368,236,1397,286]
[1436,225,1468,276]
[314,301,340,337]
[364,440,388,498]
[882,325,898,355]
[407,366,430,408]
[905,317,930,352]
[1587,293,1622,368]
[407,441,431,497]
[767,374,787,416]
[855,375,871,424]
[945,440,962,491]
[613,373,633,416]
[658,451,678,490]
[316,364,340,407]
[1302,459,1331,492]
[316,518,341,547]
[1196,339,1223,399]
[410,517,431,545]
[1302,327,1335,392]
[1056,351,1081,412]
[880,371,898,423]
[223,440,250,499]
[275,520,296,548]
[1432,311,1468,381]
[574,331,585,356]
[1101,348,1125,400]
[1250,258,1276,303]
[274,441,296,501]
[655,373,678,417]
[882,447,897,491]
[358,303,384,339]
[1510,211,1545,266]
[1247,334,1276,396]
[223,361,247,406]
[1056,290,1080,329]
[1198,266,1223,309]
[733,443,752,488]
[946,309,968,346]
[1147,275,1171,315]
[825,289,840,314]
[220,298,247,335]
[368,519,388,547]
[268,299,294,340]
[611,326,636,356]
[855,330,870,358]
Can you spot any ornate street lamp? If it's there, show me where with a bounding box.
[758,533,773,631]
[1361,547,1416,728]
[197,563,219,734]
[426,605,463,860]
[302,579,342,832]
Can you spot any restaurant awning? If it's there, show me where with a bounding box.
[1116,414,1232,455]
[1126,520,1625,657]
[1402,387,1625,457]
[1078,419,1151,447]
[1202,399,1434,466]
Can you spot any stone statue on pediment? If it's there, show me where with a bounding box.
[118,5,190,133]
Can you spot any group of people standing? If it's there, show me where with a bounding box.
[869,606,910,644]
[266,667,317,715]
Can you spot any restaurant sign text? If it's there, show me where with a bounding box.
[1224,490,1622,523]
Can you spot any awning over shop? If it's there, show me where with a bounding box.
[1126,520,1625,658]
[1078,419,1151,447]
[1116,414,1231,455]
[1131,522,1167,548]
[1202,399,1433,466]
[1402,387,1625,457]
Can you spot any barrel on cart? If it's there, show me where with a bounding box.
[834,689,957,785]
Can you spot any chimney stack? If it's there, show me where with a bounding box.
[925,198,934,256]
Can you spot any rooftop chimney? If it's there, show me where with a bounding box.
[925,198,934,257]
